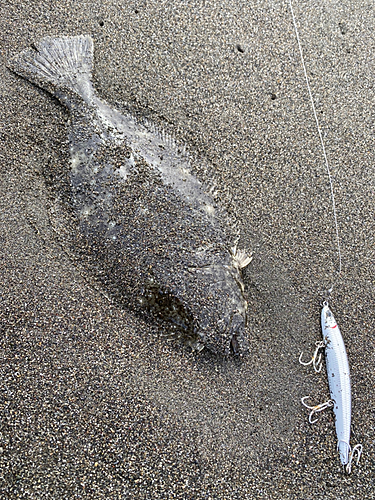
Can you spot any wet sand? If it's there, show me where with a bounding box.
[0,0,374,498]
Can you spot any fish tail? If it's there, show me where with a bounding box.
[7,35,94,104]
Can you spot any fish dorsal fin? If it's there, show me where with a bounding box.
[141,119,191,163]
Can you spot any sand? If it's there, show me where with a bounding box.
[0,0,373,498]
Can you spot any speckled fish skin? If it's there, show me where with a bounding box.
[8,35,251,355]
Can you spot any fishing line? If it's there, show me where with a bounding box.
[289,4,363,472]
[288,0,342,291]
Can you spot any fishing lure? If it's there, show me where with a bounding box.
[300,302,362,473]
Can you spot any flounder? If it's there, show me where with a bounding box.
[8,35,252,355]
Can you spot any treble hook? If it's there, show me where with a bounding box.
[301,396,334,424]
[345,443,363,474]
[299,340,325,373]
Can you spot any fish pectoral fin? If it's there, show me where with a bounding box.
[231,245,253,270]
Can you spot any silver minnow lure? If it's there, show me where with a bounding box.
[300,303,362,473]
[8,35,252,355]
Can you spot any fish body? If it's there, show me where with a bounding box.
[8,35,251,354]
[321,304,352,466]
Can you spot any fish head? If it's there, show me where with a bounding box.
[140,240,251,355]
[189,260,249,356]
[141,258,249,355]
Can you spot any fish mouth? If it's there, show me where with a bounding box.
[230,335,240,355]
[228,312,248,356]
